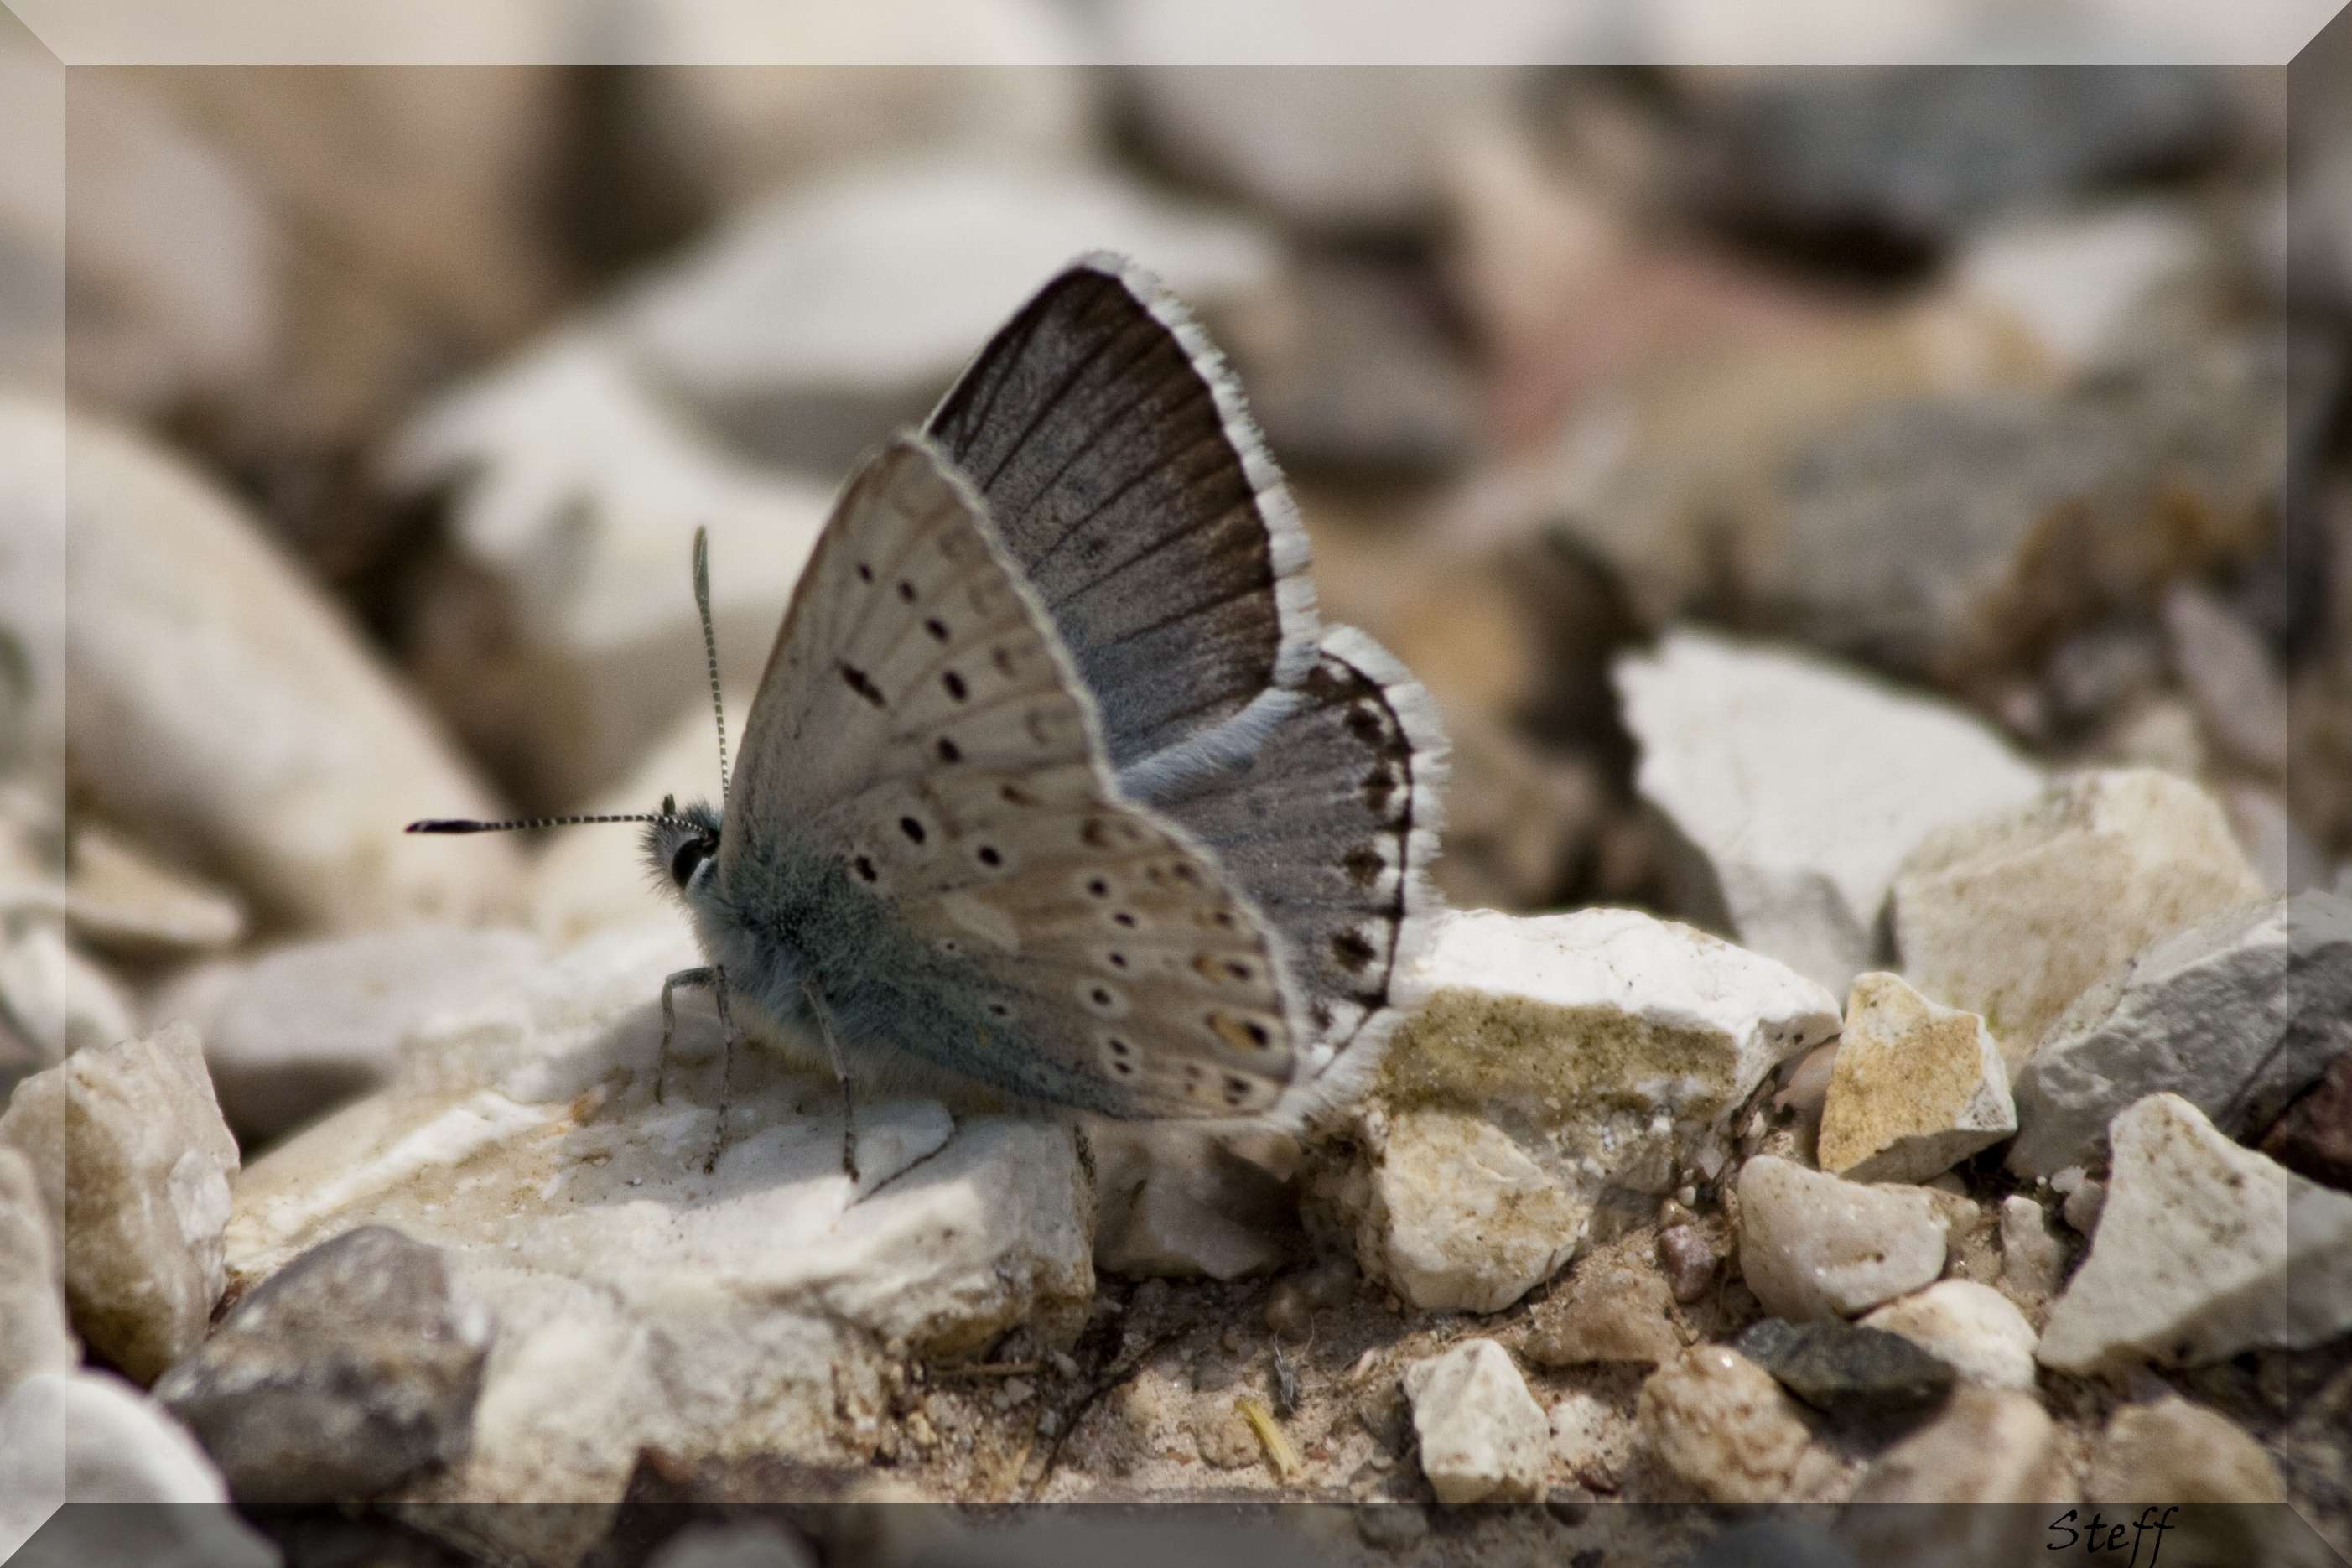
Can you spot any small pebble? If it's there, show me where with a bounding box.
[1264,1279,1313,1342]
[1658,1226,1717,1304]
[1733,1317,1956,1414]
[1302,1255,1358,1309]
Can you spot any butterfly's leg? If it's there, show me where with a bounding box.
[704,965,737,1175]
[657,965,719,1106]
[802,983,860,1184]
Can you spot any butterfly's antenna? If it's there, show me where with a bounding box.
[407,813,693,835]
[693,527,729,798]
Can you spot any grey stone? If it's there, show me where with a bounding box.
[155,1226,492,1506]
[1737,345,2284,686]
[2008,892,2351,1177]
[1733,1317,1955,1414]
[1685,69,2233,256]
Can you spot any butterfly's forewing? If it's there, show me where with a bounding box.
[926,255,1319,774]
[724,435,1300,1117]
[1129,627,1448,1117]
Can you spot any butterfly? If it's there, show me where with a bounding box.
[413,254,1447,1176]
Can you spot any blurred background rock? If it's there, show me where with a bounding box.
[1,8,2344,1106]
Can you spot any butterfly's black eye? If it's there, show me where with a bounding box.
[671,836,713,890]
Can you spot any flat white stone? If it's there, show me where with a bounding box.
[1400,1338,1550,1507]
[222,919,1096,1554]
[1617,629,2041,995]
[0,1021,239,1384]
[622,157,1276,423]
[2007,892,2350,1177]
[2038,1093,2352,1375]
[1735,1155,1949,1321]
[1893,768,2265,1063]
[1861,1280,2039,1390]
[19,397,522,932]
[1351,907,1838,1307]
[1819,973,2014,1182]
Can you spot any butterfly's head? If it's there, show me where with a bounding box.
[643,792,724,903]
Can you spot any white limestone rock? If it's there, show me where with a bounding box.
[1348,907,1839,1310]
[0,1021,238,1384]
[1861,1280,2039,1390]
[1617,629,2041,995]
[1892,769,2266,1064]
[1351,1109,1585,1314]
[2038,1093,2352,1376]
[2007,892,2350,1178]
[0,1146,76,1389]
[1818,973,2014,1183]
[1636,1346,1816,1505]
[1735,1156,1950,1321]
[20,397,521,932]
[221,919,1097,1562]
[151,924,545,1143]
[1400,1338,1549,1507]
[0,1371,278,1567]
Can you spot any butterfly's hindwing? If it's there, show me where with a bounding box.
[724,436,1299,1118]
[927,255,1318,774]
[1126,627,1448,1111]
